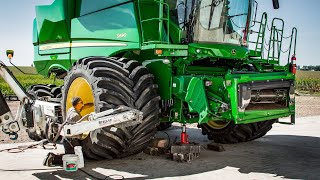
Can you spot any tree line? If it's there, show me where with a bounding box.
[298,65,320,71]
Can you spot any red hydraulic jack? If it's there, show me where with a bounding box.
[180,124,189,144]
[171,124,201,162]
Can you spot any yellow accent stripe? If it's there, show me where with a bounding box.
[39,42,127,51]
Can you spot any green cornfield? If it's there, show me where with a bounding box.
[296,70,320,93]
[0,67,319,95]
[0,66,63,95]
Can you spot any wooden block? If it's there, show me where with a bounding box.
[151,138,169,148]
[207,143,225,152]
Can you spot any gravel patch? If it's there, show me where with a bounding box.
[295,95,320,117]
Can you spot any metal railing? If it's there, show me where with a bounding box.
[249,14,298,66]
[137,0,170,45]
[248,12,268,56]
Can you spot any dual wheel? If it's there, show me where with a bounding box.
[61,57,160,159]
[200,120,276,143]
[26,57,161,159]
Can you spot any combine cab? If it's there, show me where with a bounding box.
[30,0,297,159]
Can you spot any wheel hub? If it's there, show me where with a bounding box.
[66,77,95,116]
[66,77,95,139]
[207,120,230,129]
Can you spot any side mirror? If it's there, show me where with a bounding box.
[6,50,14,60]
[272,0,279,9]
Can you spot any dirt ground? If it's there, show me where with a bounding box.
[0,96,319,179]
[0,115,319,179]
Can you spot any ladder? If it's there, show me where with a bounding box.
[267,18,284,64]
[248,12,268,57]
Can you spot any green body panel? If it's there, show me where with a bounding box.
[173,76,209,123]
[33,0,297,125]
[138,0,167,43]
[75,0,132,16]
[171,72,294,124]
[225,72,295,124]
[168,21,183,44]
[34,46,71,76]
[70,41,140,64]
[71,3,139,43]
[33,19,38,45]
[143,59,172,100]
[189,43,249,60]
[35,0,72,44]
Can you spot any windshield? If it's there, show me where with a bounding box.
[181,0,252,46]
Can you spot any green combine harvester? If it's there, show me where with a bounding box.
[27,0,297,159]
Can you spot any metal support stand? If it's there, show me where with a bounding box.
[171,124,201,162]
[277,113,295,125]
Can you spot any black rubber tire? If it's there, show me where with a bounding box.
[200,119,276,144]
[61,57,160,160]
[157,122,173,131]
[26,84,61,141]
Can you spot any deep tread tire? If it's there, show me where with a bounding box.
[62,57,160,160]
[26,84,61,141]
[200,119,276,143]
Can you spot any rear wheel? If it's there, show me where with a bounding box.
[61,57,160,160]
[200,119,276,143]
[26,84,61,141]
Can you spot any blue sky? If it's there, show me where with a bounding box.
[0,0,319,66]
[0,0,54,66]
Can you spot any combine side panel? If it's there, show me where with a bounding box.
[33,0,74,76]
[70,1,140,61]
[35,0,72,51]
[75,0,132,16]
[33,0,141,76]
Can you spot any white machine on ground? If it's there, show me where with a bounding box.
[0,50,143,141]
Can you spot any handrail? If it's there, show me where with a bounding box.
[248,12,267,57]
[267,18,284,64]
[141,17,169,23]
[287,27,298,63]
[256,12,267,55]
[249,14,298,68]
[138,0,170,45]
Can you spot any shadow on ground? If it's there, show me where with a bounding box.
[33,127,320,179]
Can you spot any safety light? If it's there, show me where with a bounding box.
[155,49,163,55]
[6,50,14,60]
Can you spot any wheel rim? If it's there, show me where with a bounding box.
[66,77,95,116]
[66,77,95,139]
[207,120,230,129]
